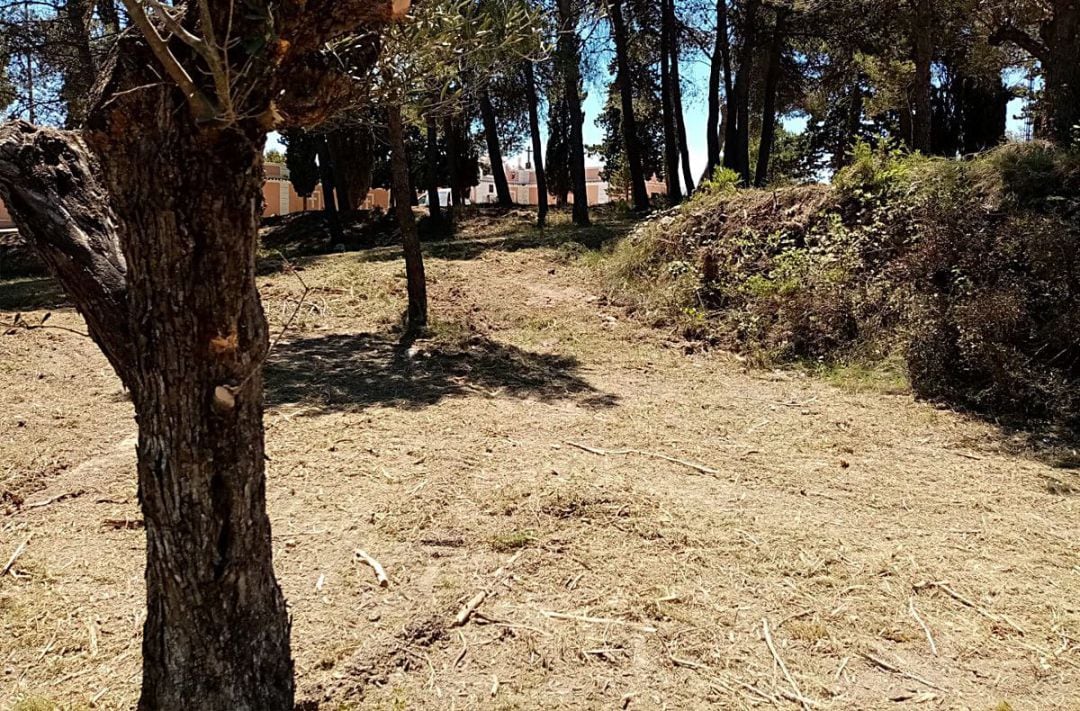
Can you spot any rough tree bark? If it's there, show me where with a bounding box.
[608,0,650,212]
[388,104,428,331]
[557,0,590,225]
[0,1,402,707]
[523,62,549,227]
[754,7,787,187]
[479,89,513,206]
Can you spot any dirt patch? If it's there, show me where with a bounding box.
[1,211,1077,709]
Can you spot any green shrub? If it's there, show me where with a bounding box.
[603,141,1080,428]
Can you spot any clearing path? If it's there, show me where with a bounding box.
[1,221,1077,709]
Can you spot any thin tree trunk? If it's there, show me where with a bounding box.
[724,0,756,184]
[387,104,428,331]
[444,116,462,209]
[478,89,513,206]
[557,0,590,225]
[911,0,933,153]
[754,7,787,187]
[671,40,694,194]
[424,113,442,223]
[316,136,344,243]
[609,0,650,211]
[659,0,682,204]
[704,0,729,179]
[523,62,548,227]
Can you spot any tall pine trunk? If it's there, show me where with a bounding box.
[911,0,933,153]
[557,0,590,225]
[524,62,549,227]
[424,113,443,223]
[444,116,462,209]
[317,136,344,243]
[660,0,682,204]
[754,7,787,187]
[387,104,428,331]
[479,89,513,206]
[724,0,757,184]
[609,0,650,211]
[699,0,725,178]
[665,0,693,194]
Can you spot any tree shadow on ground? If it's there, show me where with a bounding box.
[353,217,633,266]
[265,330,619,413]
[0,276,69,312]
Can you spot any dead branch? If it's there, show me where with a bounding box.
[2,537,30,575]
[908,597,938,656]
[860,651,941,690]
[540,610,658,633]
[566,441,719,476]
[762,618,813,711]
[453,590,487,627]
[354,548,389,587]
[23,490,86,511]
[915,580,1026,636]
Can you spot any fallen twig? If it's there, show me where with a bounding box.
[763,618,813,711]
[908,597,938,656]
[24,490,86,511]
[915,580,1025,636]
[2,537,29,576]
[354,549,389,588]
[453,590,487,627]
[860,651,941,690]
[541,609,658,633]
[566,441,719,476]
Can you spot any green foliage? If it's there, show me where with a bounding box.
[605,142,1080,427]
[264,149,285,164]
[280,129,321,198]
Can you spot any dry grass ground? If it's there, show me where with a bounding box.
[1,211,1077,710]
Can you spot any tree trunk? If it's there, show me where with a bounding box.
[523,62,548,227]
[659,0,682,204]
[704,0,731,180]
[911,0,933,153]
[327,126,373,211]
[443,116,462,209]
[557,0,590,225]
[316,136,344,243]
[608,0,650,212]
[1043,0,1080,144]
[0,121,295,711]
[0,0,400,704]
[665,0,694,194]
[754,7,787,187]
[424,113,442,223]
[724,0,757,184]
[479,89,513,206]
[387,104,428,331]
